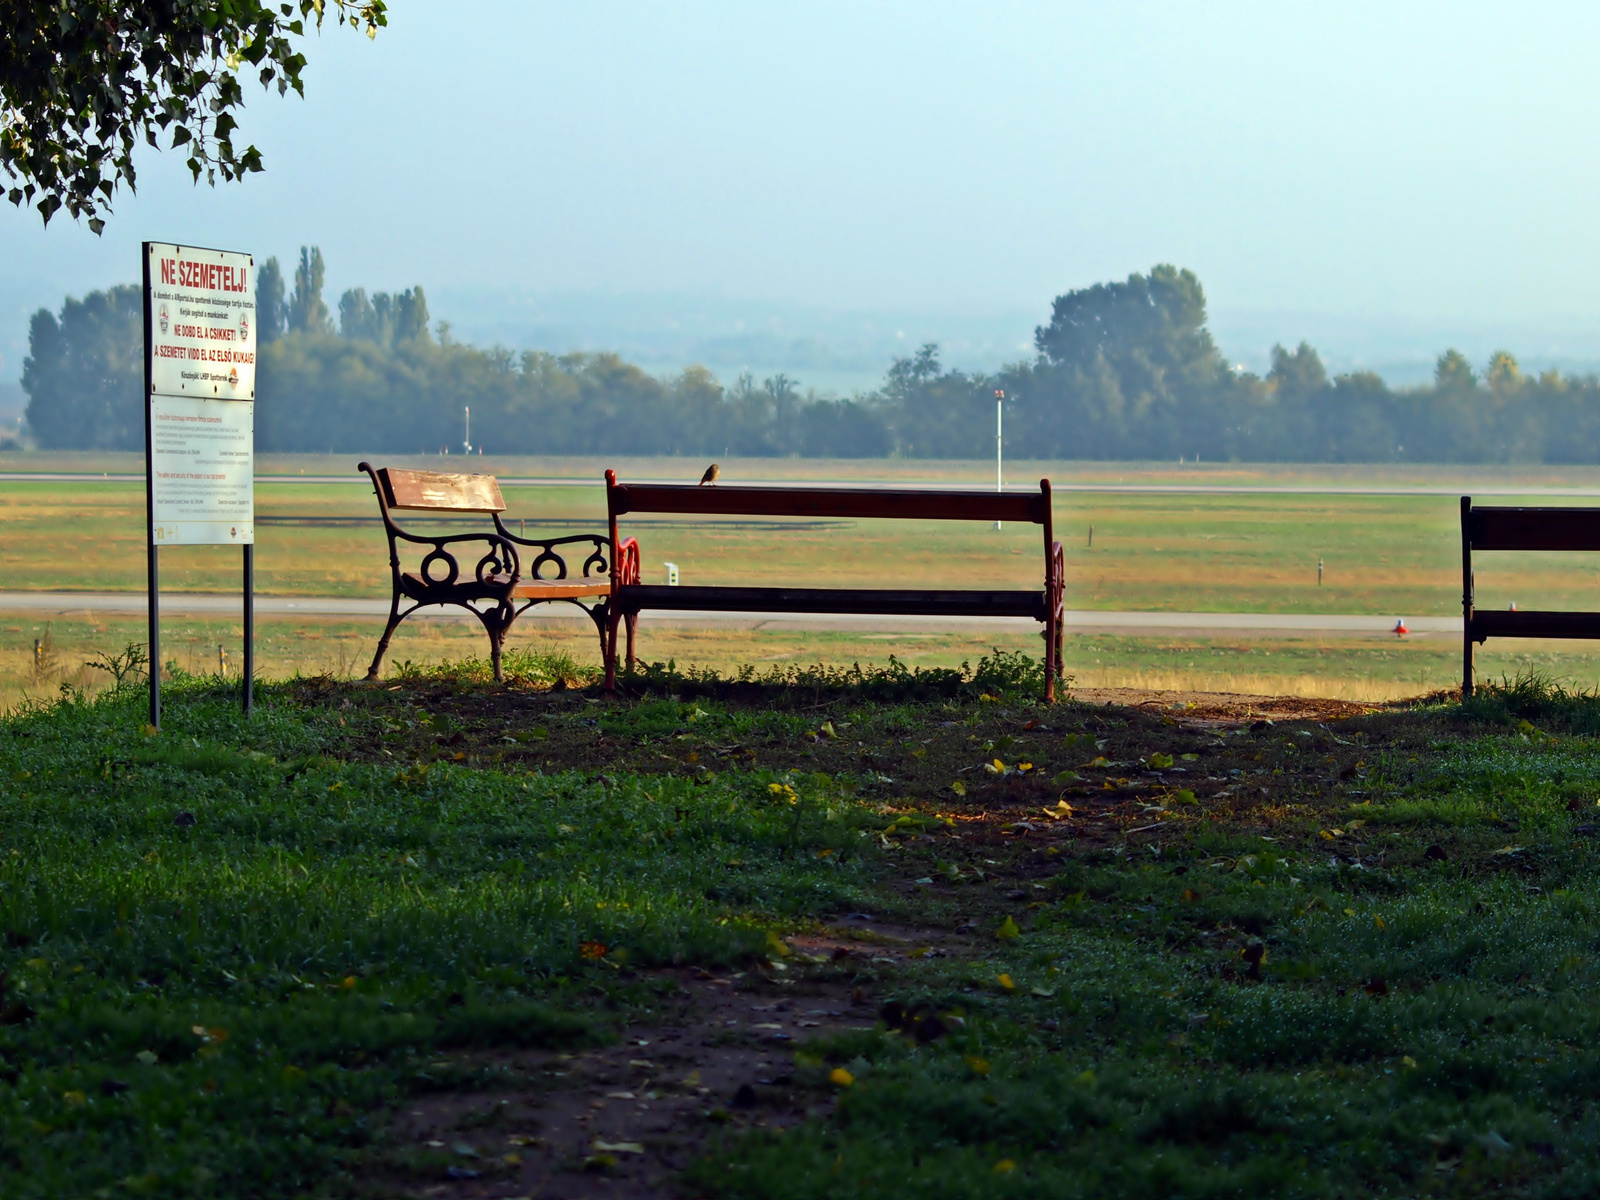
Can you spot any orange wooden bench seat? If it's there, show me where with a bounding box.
[511,578,614,600]
[360,462,622,681]
[601,471,1065,700]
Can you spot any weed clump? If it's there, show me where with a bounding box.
[622,649,1054,706]
[1459,669,1600,735]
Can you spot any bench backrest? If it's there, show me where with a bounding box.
[607,475,1051,524]
[1463,502,1600,552]
[375,467,506,513]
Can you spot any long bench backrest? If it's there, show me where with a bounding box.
[364,464,507,514]
[606,470,1056,590]
[1463,502,1600,552]
[607,476,1050,523]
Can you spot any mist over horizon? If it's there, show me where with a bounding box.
[10,279,1600,426]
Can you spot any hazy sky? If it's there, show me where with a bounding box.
[5,1,1600,387]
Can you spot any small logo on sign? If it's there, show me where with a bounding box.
[230,526,238,538]
[159,303,170,335]
[239,314,250,343]
[228,367,239,388]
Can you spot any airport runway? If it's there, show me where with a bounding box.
[0,591,1459,637]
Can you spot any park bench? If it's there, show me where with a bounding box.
[1460,496,1600,696]
[601,470,1065,699]
[359,462,619,682]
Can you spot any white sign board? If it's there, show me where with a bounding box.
[149,395,255,545]
[146,243,257,398]
[145,242,255,545]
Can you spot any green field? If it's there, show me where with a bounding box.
[9,662,1600,1195]
[10,455,1600,702]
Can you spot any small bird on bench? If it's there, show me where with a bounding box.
[699,462,720,486]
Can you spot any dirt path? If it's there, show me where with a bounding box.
[379,920,972,1198]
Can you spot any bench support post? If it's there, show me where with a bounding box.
[1461,495,1474,699]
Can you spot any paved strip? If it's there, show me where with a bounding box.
[0,591,1459,636]
[5,471,1600,498]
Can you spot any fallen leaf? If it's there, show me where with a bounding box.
[819,720,839,739]
[965,1055,991,1076]
[135,1050,158,1066]
[1085,756,1112,769]
[1030,985,1056,997]
[593,1139,645,1154]
[950,781,967,797]
[829,1067,854,1087]
[997,973,1016,991]
[1147,752,1174,769]
[995,916,1021,940]
[993,1159,1017,1174]
[1476,1130,1512,1158]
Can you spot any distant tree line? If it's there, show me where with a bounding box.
[19,254,1600,462]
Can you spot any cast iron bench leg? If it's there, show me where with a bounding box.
[366,593,405,681]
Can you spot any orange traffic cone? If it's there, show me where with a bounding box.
[1393,619,1409,636]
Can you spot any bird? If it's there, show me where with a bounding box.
[699,463,720,486]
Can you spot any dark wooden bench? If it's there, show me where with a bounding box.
[1461,496,1600,696]
[360,463,619,681]
[601,470,1065,699]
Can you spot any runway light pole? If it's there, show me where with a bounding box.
[463,405,472,455]
[993,388,1005,530]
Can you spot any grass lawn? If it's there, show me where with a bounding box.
[6,654,1600,1197]
[16,609,1600,711]
[8,457,1600,615]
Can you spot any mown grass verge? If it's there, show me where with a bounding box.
[0,675,879,1196]
[8,666,1600,1197]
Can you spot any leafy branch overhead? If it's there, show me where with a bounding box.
[0,0,386,232]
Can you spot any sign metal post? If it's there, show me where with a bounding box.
[141,241,258,728]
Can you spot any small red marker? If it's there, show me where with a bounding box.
[1393,619,1408,636]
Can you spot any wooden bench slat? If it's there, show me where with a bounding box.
[380,467,506,513]
[1470,610,1600,641]
[611,483,1048,524]
[512,579,612,599]
[1468,507,1600,551]
[616,584,1047,618]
